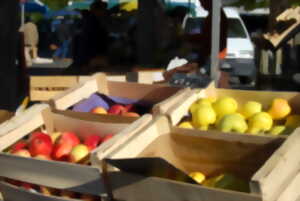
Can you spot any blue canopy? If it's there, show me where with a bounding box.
[45,10,80,19]
[22,0,49,14]
[67,1,94,10]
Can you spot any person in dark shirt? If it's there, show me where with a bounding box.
[0,0,22,121]
[164,0,228,85]
[77,0,109,73]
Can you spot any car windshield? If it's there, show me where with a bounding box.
[184,17,248,38]
[227,18,247,38]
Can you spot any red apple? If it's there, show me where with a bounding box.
[52,142,73,161]
[56,132,80,147]
[29,132,47,141]
[108,104,125,115]
[5,179,21,187]
[60,190,76,199]
[90,107,107,115]
[124,104,135,113]
[21,182,36,190]
[29,134,53,157]
[122,112,140,117]
[84,135,102,151]
[69,144,90,163]
[102,134,114,143]
[10,140,27,153]
[13,149,31,158]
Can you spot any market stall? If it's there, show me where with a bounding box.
[1,0,300,201]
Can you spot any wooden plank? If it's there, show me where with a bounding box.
[109,172,262,201]
[106,81,181,104]
[152,88,191,115]
[166,89,202,125]
[172,127,286,145]
[30,76,79,88]
[251,128,300,201]
[30,90,65,102]
[51,79,99,110]
[0,181,80,201]
[264,7,300,48]
[107,75,126,82]
[94,116,170,161]
[0,104,49,150]
[277,171,300,201]
[0,154,104,196]
[91,114,153,166]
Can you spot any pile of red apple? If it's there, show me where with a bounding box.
[91,104,141,117]
[5,179,101,201]
[9,131,113,163]
[4,131,113,200]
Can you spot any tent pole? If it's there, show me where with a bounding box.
[210,0,221,82]
[21,3,25,27]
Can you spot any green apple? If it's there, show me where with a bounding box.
[69,144,89,163]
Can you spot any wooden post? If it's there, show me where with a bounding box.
[210,0,221,82]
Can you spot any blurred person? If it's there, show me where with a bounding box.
[0,0,23,121]
[164,0,228,86]
[75,0,110,73]
[21,16,39,66]
[184,0,228,69]
[53,18,72,60]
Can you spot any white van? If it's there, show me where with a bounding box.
[183,7,256,83]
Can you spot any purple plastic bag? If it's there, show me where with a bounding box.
[72,93,151,113]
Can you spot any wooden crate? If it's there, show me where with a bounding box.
[29,71,161,102]
[162,82,300,137]
[95,115,300,201]
[30,74,129,102]
[49,73,189,116]
[0,104,152,201]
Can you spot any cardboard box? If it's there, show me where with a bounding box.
[164,82,300,137]
[49,73,189,115]
[0,104,152,200]
[30,72,162,102]
[95,115,298,201]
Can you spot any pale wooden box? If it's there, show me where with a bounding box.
[29,72,159,102]
[49,73,190,116]
[163,82,300,137]
[0,104,152,201]
[95,115,300,201]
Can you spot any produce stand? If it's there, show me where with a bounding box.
[94,116,298,201]
[30,71,161,102]
[49,73,190,116]
[2,0,300,200]
[163,82,300,137]
[1,74,300,200]
[0,104,152,200]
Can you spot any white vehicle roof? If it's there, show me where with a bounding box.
[197,7,240,19]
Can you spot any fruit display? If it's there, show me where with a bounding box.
[5,178,101,201]
[91,104,141,117]
[189,172,249,193]
[178,96,299,135]
[3,131,114,200]
[8,131,113,163]
[71,93,152,117]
